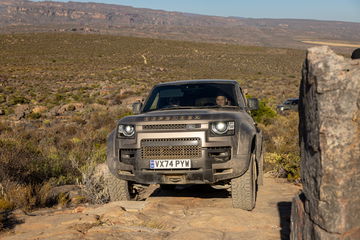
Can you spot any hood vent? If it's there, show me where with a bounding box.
[143,123,201,130]
[143,115,201,121]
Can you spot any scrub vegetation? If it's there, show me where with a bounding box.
[0,33,302,216]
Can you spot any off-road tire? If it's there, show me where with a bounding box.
[231,155,257,210]
[258,145,264,186]
[104,170,131,201]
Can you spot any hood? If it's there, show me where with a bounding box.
[119,108,252,123]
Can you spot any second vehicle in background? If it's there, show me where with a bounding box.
[276,98,299,112]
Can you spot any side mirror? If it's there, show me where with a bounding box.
[132,102,143,114]
[247,98,259,110]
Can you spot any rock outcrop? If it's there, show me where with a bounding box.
[291,46,360,239]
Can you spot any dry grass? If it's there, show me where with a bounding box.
[260,112,300,181]
[0,106,130,209]
[0,33,304,112]
[0,199,13,212]
[0,32,303,209]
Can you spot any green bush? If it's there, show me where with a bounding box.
[0,138,67,184]
[265,152,300,181]
[0,198,14,212]
[249,97,277,124]
[260,111,300,181]
[261,112,299,154]
[28,112,42,119]
[7,95,30,105]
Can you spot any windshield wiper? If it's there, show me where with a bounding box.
[157,106,199,111]
[145,105,240,112]
[201,105,239,109]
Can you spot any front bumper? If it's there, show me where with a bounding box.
[109,148,249,185]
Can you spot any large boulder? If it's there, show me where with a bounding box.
[291,46,360,239]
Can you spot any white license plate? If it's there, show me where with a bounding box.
[150,159,191,169]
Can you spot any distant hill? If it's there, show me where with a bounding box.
[0,0,359,49]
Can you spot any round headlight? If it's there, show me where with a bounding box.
[124,125,134,135]
[118,124,135,137]
[212,122,228,134]
[215,122,227,132]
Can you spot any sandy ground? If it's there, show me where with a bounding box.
[301,40,360,48]
[0,175,301,240]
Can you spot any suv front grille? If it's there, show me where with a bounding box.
[141,138,201,160]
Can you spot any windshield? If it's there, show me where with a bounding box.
[142,83,243,112]
[284,99,299,105]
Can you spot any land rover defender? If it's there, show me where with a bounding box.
[107,79,264,210]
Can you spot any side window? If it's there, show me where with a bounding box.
[149,92,159,110]
[238,87,246,107]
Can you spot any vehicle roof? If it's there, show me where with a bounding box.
[156,79,239,86]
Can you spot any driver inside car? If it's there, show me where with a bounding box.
[167,97,180,106]
[216,95,229,106]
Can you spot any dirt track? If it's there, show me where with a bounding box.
[0,175,300,240]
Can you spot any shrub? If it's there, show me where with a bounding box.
[260,111,300,181]
[265,152,300,181]
[7,95,30,105]
[1,182,36,210]
[260,111,299,154]
[95,98,107,105]
[0,198,14,212]
[248,97,277,125]
[28,112,42,119]
[0,137,61,184]
[51,93,66,104]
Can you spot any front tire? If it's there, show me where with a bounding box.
[231,154,257,210]
[104,170,131,201]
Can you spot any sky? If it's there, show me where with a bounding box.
[33,0,360,23]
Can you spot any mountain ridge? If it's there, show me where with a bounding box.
[1,0,359,49]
